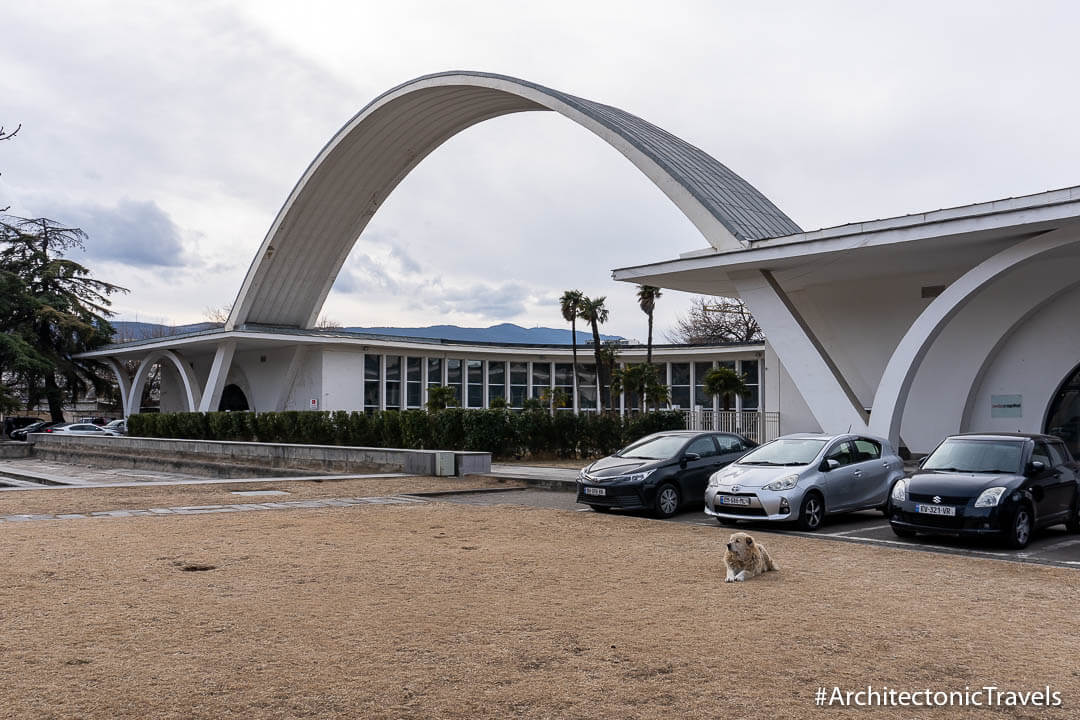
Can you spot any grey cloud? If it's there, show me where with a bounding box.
[48,199,186,268]
[428,282,529,320]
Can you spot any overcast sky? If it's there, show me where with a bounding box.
[3,1,1079,341]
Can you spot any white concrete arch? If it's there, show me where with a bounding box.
[129,349,202,414]
[869,228,1080,448]
[101,357,133,418]
[962,282,1080,437]
[226,71,800,331]
[959,279,1080,433]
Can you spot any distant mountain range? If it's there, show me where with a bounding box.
[111,321,624,346]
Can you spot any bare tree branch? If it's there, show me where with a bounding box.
[666,296,763,344]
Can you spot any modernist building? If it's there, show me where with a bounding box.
[84,72,1080,455]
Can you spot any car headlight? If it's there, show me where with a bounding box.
[764,474,799,491]
[891,478,908,503]
[974,486,1007,508]
[617,469,656,483]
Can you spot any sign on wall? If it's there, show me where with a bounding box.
[310,398,319,409]
[991,394,1022,418]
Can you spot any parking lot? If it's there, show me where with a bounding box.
[436,486,1080,570]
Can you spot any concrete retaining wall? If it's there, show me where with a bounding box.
[0,442,32,459]
[28,434,490,479]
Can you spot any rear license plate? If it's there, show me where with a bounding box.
[718,495,751,506]
[915,503,956,516]
[584,487,606,496]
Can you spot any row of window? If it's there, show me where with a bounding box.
[359,356,760,412]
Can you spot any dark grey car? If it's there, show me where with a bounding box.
[577,431,757,518]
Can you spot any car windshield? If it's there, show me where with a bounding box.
[737,438,827,466]
[616,435,687,460]
[922,439,1024,473]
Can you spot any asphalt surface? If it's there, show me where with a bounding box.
[432,487,1080,570]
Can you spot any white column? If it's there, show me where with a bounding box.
[732,269,868,434]
[198,341,237,413]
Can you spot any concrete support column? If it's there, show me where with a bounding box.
[275,346,309,411]
[102,357,133,417]
[731,269,868,434]
[198,341,237,413]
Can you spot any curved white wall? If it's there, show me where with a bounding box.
[964,281,1080,435]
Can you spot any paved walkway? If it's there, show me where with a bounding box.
[0,495,428,524]
[0,458,410,491]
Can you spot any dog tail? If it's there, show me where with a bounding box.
[761,544,778,572]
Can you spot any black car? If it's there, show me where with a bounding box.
[888,433,1080,548]
[9,420,62,441]
[577,430,757,518]
[3,416,40,439]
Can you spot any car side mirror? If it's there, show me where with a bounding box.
[1026,460,1046,475]
[683,452,701,463]
[821,458,840,472]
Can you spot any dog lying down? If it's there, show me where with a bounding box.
[724,532,778,582]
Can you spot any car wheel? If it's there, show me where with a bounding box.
[796,492,824,531]
[1066,493,1080,534]
[890,524,916,539]
[1004,504,1033,549]
[653,483,681,519]
[588,504,612,513]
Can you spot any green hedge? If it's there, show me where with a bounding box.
[126,409,686,459]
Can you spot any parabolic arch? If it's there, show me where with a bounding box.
[226,71,800,330]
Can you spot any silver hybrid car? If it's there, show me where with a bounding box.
[704,433,905,531]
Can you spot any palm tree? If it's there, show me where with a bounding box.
[703,366,749,412]
[636,285,662,365]
[559,290,584,410]
[577,296,609,412]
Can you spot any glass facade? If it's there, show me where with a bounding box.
[509,362,528,408]
[670,362,691,409]
[388,356,406,408]
[554,363,573,410]
[488,361,506,404]
[467,360,483,408]
[364,354,380,411]
[694,361,713,408]
[427,358,442,389]
[531,362,551,400]
[741,359,759,410]
[406,357,422,408]
[311,351,762,416]
[577,363,597,410]
[446,359,462,406]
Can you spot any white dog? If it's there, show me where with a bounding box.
[724,531,778,582]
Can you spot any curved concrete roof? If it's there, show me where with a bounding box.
[228,71,800,330]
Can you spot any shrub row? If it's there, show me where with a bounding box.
[126,409,686,458]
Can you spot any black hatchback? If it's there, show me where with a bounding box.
[889,433,1080,548]
[577,430,756,518]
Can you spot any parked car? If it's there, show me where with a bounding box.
[888,433,1080,549]
[103,418,127,435]
[576,430,757,518]
[9,420,62,441]
[3,416,41,439]
[44,423,120,437]
[705,433,905,531]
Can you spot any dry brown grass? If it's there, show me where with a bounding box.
[1,501,1077,719]
[0,475,523,517]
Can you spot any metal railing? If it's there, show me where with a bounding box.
[680,410,780,443]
